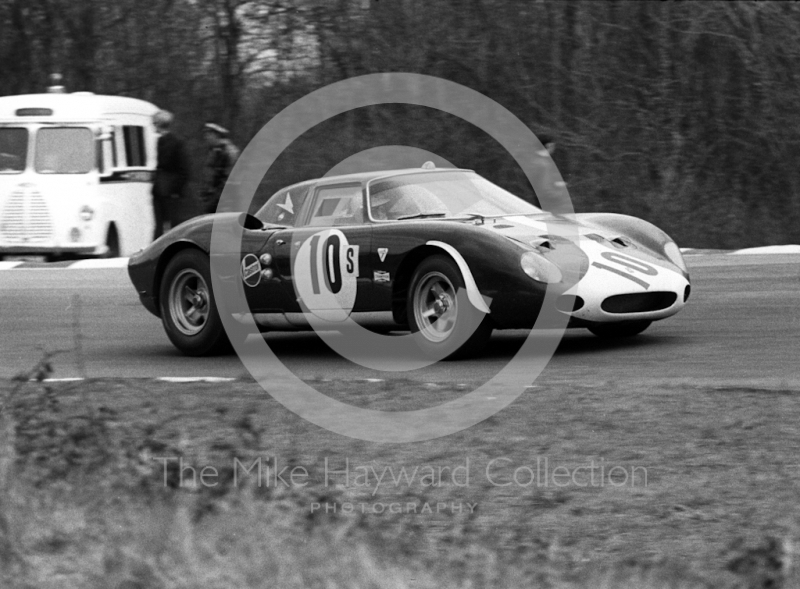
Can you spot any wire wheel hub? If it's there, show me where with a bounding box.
[169,268,210,336]
[414,271,458,343]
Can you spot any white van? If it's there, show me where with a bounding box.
[0,89,160,258]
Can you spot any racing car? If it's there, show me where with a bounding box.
[128,166,690,358]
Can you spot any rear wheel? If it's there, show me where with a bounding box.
[159,249,230,355]
[407,255,492,359]
[588,320,651,338]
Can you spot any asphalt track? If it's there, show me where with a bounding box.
[1,254,798,387]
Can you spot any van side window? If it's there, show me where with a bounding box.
[123,126,146,167]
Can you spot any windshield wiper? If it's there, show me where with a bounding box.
[395,212,448,221]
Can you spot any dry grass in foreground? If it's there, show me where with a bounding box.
[0,359,798,588]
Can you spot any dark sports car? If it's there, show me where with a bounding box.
[128,167,690,358]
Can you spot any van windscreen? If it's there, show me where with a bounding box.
[35,127,94,174]
[0,127,28,173]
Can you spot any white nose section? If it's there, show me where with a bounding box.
[563,239,688,322]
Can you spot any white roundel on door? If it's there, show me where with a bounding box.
[293,229,360,322]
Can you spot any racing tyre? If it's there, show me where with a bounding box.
[159,249,230,356]
[407,255,492,360]
[588,320,651,338]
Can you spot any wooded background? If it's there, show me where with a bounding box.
[1,0,797,248]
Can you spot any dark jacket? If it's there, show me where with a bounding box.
[203,140,239,198]
[202,139,240,213]
[153,132,190,200]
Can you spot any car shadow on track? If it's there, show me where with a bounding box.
[253,328,667,362]
[480,329,665,360]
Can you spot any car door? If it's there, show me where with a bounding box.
[271,182,374,318]
[237,225,288,313]
[238,185,311,313]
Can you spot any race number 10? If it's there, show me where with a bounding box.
[294,229,360,321]
[592,251,657,289]
[308,233,359,295]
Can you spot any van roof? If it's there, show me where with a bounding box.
[0,92,159,123]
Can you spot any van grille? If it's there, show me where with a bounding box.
[0,189,53,243]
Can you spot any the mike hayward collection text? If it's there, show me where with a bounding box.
[153,456,647,491]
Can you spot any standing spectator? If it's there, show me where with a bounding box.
[202,122,240,214]
[152,110,190,239]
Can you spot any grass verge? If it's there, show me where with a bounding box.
[0,367,797,588]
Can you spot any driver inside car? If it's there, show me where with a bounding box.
[370,192,394,220]
[370,186,449,221]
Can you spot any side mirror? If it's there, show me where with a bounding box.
[238,212,265,230]
[95,124,113,141]
[98,137,114,177]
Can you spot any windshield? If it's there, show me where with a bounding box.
[367,171,541,221]
[0,127,28,173]
[35,127,94,174]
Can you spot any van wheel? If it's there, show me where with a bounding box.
[104,226,120,258]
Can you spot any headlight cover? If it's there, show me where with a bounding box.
[663,241,687,272]
[520,251,562,284]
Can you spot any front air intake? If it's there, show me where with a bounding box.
[555,295,585,313]
[601,292,677,314]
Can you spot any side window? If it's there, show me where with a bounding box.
[256,186,310,227]
[122,125,146,167]
[307,184,363,227]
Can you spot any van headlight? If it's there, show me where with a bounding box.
[520,251,562,284]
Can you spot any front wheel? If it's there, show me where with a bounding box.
[588,320,651,338]
[159,249,230,355]
[407,255,492,360]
